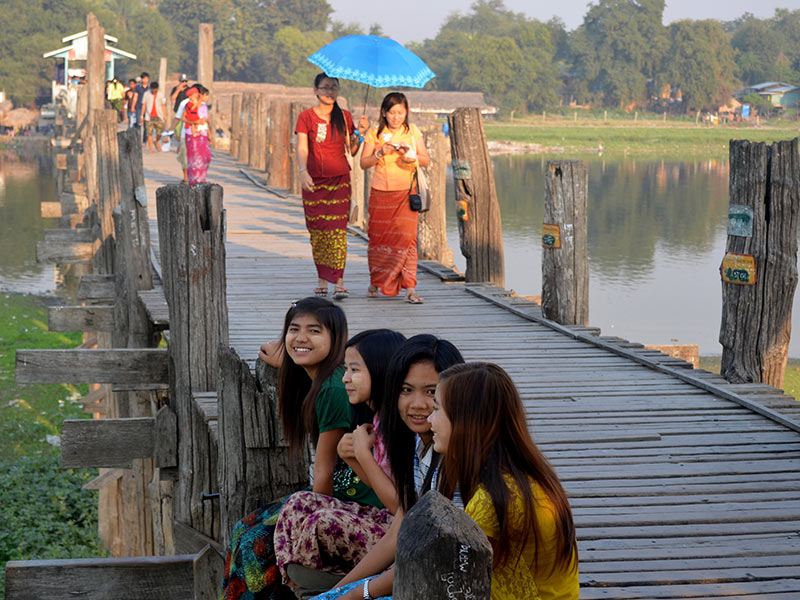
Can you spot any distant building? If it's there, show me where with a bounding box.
[401,91,497,118]
[742,82,800,110]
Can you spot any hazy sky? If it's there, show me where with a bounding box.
[327,0,795,43]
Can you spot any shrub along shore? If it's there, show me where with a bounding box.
[0,293,105,598]
[484,116,800,157]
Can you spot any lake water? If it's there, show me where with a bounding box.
[2,150,798,357]
[446,153,800,357]
[0,150,61,295]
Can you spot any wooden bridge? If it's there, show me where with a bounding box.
[140,148,800,599]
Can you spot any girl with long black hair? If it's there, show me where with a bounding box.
[220,298,384,600]
[296,72,369,300]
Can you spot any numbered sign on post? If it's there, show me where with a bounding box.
[721,252,756,285]
[542,223,562,249]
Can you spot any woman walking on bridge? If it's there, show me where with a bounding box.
[296,72,369,300]
[361,92,430,304]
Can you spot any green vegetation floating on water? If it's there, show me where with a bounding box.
[484,119,800,157]
[0,293,106,598]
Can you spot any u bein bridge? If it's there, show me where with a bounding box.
[7,14,800,600]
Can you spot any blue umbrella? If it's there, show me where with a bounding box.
[308,35,435,89]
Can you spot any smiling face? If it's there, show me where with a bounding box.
[385,103,408,131]
[284,313,331,378]
[429,384,452,454]
[397,360,439,442]
[315,77,339,104]
[342,346,371,406]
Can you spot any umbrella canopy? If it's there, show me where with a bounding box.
[308,35,435,89]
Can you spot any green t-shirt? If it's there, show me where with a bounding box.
[315,366,383,508]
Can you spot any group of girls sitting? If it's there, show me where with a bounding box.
[219,297,579,600]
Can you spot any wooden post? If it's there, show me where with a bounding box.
[86,14,105,113]
[417,130,452,267]
[394,491,492,600]
[720,139,800,388]
[158,58,171,123]
[238,94,250,164]
[230,94,241,158]
[541,160,589,326]
[268,100,292,189]
[258,95,271,173]
[290,101,313,196]
[217,349,310,547]
[94,110,123,274]
[448,107,504,286]
[157,183,228,542]
[197,24,215,148]
[249,94,265,170]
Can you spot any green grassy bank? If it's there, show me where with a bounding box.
[698,356,800,399]
[0,293,106,599]
[484,117,800,156]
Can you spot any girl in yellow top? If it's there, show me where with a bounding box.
[429,362,579,600]
[360,92,430,304]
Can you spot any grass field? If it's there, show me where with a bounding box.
[0,293,106,598]
[484,116,800,156]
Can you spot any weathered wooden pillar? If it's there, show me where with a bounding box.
[230,94,242,158]
[720,139,800,388]
[395,491,492,599]
[259,95,271,173]
[158,57,171,123]
[268,100,292,189]
[249,94,265,170]
[448,107,504,285]
[197,23,215,148]
[217,350,310,547]
[290,101,313,196]
[86,13,106,114]
[157,183,229,545]
[418,129,452,266]
[541,160,589,326]
[238,94,251,164]
[93,110,123,274]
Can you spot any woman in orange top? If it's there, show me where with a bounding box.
[361,93,430,304]
[429,362,580,600]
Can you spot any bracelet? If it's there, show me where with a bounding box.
[375,150,383,160]
[362,579,372,600]
[299,167,307,173]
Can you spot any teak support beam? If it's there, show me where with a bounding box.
[48,305,114,332]
[15,349,169,384]
[61,406,177,469]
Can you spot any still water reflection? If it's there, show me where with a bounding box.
[447,154,800,357]
[0,151,59,294]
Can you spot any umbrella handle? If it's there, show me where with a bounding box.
[362,86,370,120]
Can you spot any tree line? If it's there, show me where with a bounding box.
[1,0,798,115]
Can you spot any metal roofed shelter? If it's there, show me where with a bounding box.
[43,30,137,85]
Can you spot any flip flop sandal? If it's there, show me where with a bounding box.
[333,288,349,300]
[314,287,328,297]
[405,292,424,304]
[366,285,379,298]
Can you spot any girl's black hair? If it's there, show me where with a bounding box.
[346,329,407,426]
[314,72,347,139]
[195,84,209,96]
[376,92,410,138]
[379,334,464,512]
[278,297,348,452]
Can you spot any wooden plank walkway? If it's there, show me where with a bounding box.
[142,150,800,599]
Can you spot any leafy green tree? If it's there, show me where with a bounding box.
[414,0,559,113]
[570,0,668,108]
[658,20,736,113]
[730,10,800,85]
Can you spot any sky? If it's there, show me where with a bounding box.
[327,0,796,43]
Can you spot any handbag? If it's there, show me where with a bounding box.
[408,135,430,213]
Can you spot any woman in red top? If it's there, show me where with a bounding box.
[296,72,368,299]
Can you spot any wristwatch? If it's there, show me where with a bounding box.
[362,579,372,600]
